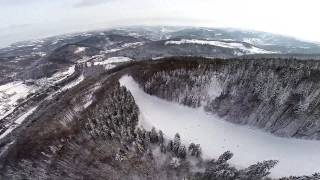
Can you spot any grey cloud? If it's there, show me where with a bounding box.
[73,0,112,7]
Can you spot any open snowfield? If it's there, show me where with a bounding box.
[120,75,320,178]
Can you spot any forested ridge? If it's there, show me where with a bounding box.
[130,57,320,140]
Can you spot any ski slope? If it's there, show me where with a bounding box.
[120,75,320,178]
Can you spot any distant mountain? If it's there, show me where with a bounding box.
[120,26,320,54]
[1,25,320,85]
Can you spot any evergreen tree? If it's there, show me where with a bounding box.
[195,144,202,158]
[160,143,167,154]
[240,160,278,179]
[178,145,187,159]
[144,131,151,149]
[188,143,196,153]
[217,151,233,164]
[158,130,164,144]
[150,127,159,143]
[188,143,202,158]
[173,133,181,154]
[167,140,173,152]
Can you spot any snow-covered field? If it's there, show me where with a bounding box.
[0,65,79,121]
[165,39,275,54]
[93,56,132,66]
[92,56,132,70]
[0,82,38,120]
[0,70,84,140]
[34,65,76,88]
[120,75,320,178]
[103,42,144,54]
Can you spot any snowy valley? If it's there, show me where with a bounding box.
[120,75,320,178]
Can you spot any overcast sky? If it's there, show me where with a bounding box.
[0,0,319,47]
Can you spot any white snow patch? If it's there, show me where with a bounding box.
[83,100,93,109]
[0,126,15,140]
[103,48,122,54]
[165,39,275,54]
[51,65,75,81]
[120,75,320,178]
[151,57,164,60]
[104,64,116,70]
[207,77,223,99]
[82,84,101,109]
[35,65,76,88]
[93,56,132,66]
[129,33,139,37]
[0,106,37,139]
[61,74,84,91]
[0,140,15,156]
[77,56,92,63]
[14,106,38,124]
[74,47,86,54]
[121,42,144,48]
[31,52,47,57]
[243,38,266,45]
[92,56,132,70]
[0,82,38,120]
[103,42,144,54]
[86,62,92,67]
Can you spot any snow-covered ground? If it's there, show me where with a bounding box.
[49,65,75,83]
[103,42,144,54]
[93,56,132,66]
[91,56,132,70]
[0,64,80,121]
[35,65,76,88]
[0,81,38,120]
[165,39,275,54]
[0,72,85,140]
[74,47,86,54]
[0,106,38,140]
[60,74,84,91]
[0,65,81,137]
[120,75,320,178]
